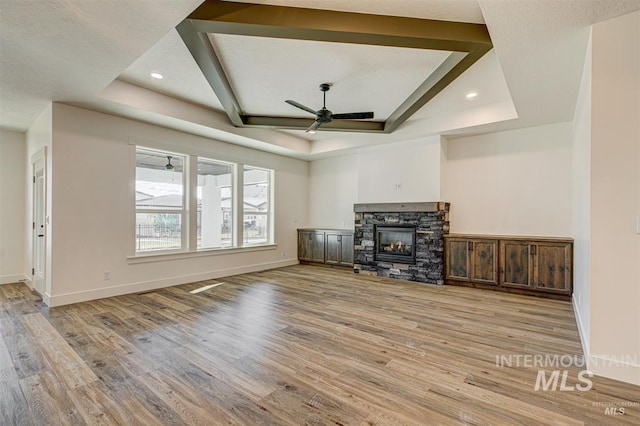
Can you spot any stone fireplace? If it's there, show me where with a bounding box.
[353,202,450,284]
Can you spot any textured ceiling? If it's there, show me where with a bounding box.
[209,33,451,119]
[0,0,202,131]
[120,29,224,111]
[2,0,640,159]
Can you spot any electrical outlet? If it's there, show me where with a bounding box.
[103,271,111,280]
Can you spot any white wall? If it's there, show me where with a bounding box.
[0,129,26,284]
[307,136,443,229]
[442,122,573,237]
[25,104,53,296]
[572,30,592,358]
[357,136,443,203]
[47,103,308,306]
[308,154,358,228]
[589,10,640,385]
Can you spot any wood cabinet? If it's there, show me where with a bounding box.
[500,240,532,289]
[446,237,498,285]
[297,230,325,263]
[298,229,354,267]
[325,232,354,266]
[533,242,572,293]
[445,234,573,298]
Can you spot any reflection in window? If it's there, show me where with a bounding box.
[135,149,185,253]
[243,166,272,245]
[197,158,233,249]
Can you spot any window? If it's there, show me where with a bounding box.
[243,166,272,245]
[135,149,185,253]
[197,158,233,249]
[134,146,274,256]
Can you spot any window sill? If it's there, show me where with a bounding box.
[127,244,277,264]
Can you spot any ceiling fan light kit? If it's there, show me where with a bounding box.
[286,83,375,133]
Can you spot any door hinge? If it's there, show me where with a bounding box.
[32,268,35,275]
[33,176,35,183]
[33,222,35,230]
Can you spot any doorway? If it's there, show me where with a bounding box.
[32,153,46,295]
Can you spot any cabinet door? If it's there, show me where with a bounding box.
[298,231,312,261]
[500,241,532,288]
[326,233,354,266]
[534,242,572,293]
[310,232,325,263]
[325,233,340,264]
[446,239,470,281]
[470,239,498,285]
[340,233,354,266]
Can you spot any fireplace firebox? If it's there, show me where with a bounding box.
[375,225,416,264]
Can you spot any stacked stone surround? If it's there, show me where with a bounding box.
[353,202,450,284]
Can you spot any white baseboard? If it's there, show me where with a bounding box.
[573,295,640,386]
[47,259,299,307]
[572,294,590,360]
[588,354,640,386]
[0,274,29,285]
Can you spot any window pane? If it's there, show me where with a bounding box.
[243,214,268,245]
[136,150,184,211]
[135,213,182,252]
[243,167,269,213]
[197,158,233,249]
[244,166,271,245]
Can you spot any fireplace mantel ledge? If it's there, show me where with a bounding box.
[354,202,449,213]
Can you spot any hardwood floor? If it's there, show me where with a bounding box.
[1,265,638,425]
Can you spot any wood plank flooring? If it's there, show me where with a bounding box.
[1,265,639,425]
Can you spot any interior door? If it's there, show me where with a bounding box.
[32,157,46,295]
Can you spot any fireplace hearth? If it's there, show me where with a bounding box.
[353,202,450,284]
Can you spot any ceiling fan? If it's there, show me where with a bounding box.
[285,83,374,134]
[165,156,174,170]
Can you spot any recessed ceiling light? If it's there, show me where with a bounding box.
[465,91,478,99]
[150,72,164,79]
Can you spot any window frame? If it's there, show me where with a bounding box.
[134,147,188,255]
[241,165,274,246]
[130,141,276,261]
[195,156,236,251]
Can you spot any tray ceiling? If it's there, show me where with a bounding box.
[176,0,493,133]
[209,33,451,120]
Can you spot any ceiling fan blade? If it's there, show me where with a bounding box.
[332,112,374,120]
[285,100,317,115]
[305,120,322,134]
